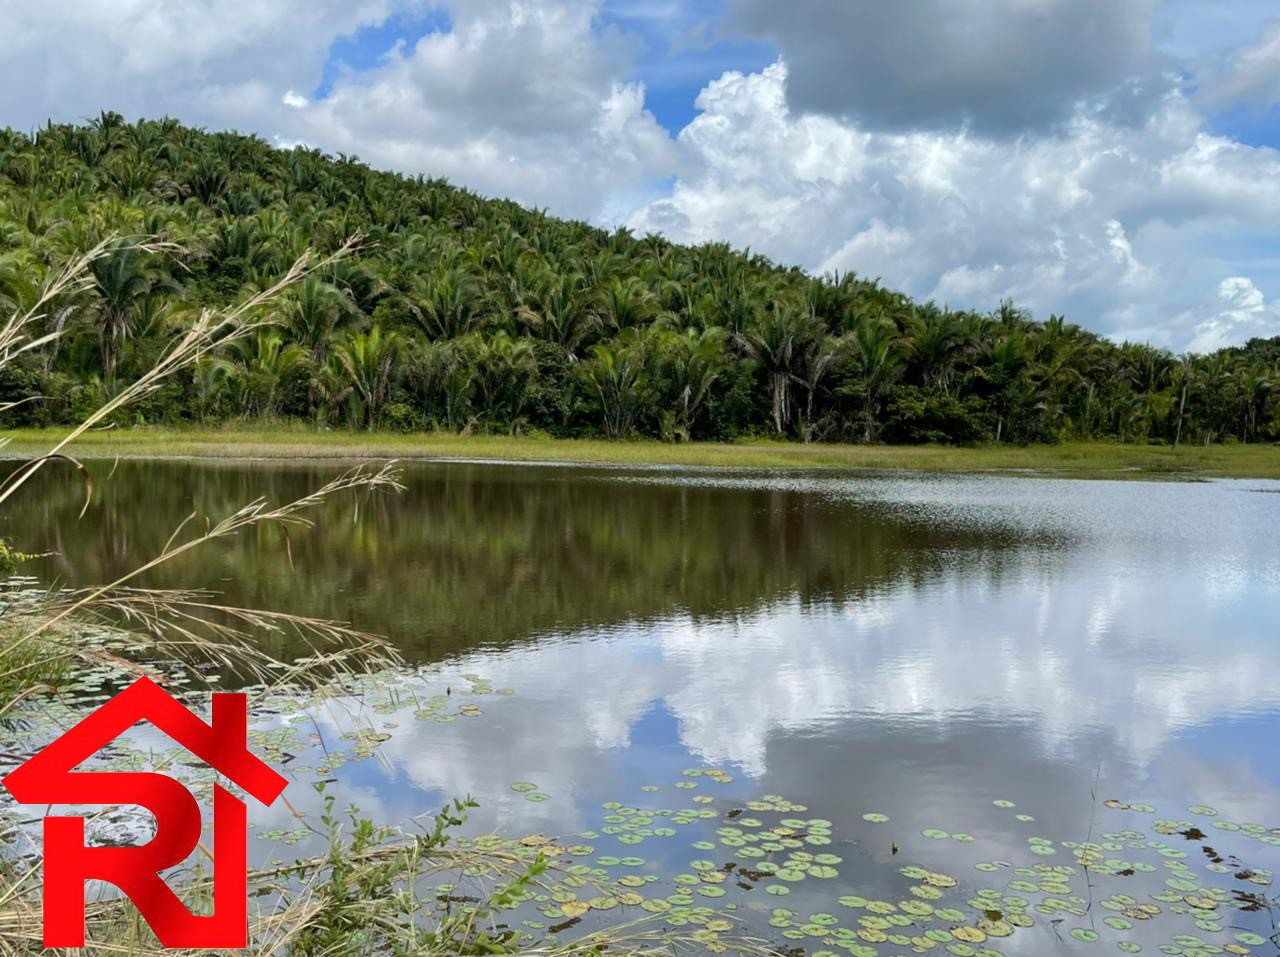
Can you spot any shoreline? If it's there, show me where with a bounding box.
[2,427,1278,479]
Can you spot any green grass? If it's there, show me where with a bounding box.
[3,425,1279,478]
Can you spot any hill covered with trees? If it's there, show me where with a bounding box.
[0,113,1276,446]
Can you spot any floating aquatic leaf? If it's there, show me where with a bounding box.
[862,812,890,824]
[922,828,950,840]
[951,926,987,944]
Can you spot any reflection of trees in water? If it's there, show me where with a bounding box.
[10,462,1049,660]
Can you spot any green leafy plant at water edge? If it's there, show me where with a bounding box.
[283,785,489,957]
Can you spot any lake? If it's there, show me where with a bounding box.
[6,459,1280,954]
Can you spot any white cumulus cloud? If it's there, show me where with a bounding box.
[627,61,1280,349]
[1187,277,1280,353]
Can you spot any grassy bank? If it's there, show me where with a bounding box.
[2,426,1279,479]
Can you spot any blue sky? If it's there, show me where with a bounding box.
[314,8,456,101]
[597,0,777,133]
[0,0,1277,350]
[1205,101,1280,149]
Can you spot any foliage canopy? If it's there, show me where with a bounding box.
[2,113,1277,446]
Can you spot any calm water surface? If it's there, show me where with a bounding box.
[7,460,1280,952]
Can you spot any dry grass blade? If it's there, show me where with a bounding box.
[73,590,400,689]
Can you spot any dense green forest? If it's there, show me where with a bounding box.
[1,113,1276,446]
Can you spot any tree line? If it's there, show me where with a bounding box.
[1,113,1276,446]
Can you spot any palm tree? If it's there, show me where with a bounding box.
[231,330,306,418]
[974,330,1031,443]
[333,325,403,429]
[594,276,655,332]
[190,357,235,421]
[661,324,728,441]
[792,333,848,441]
[408,269,487,340]
[516,272,599,359]
[408,337,475,432]
[1237,364,1274,442]
[87,242,167,380]
[580,329,652,438]
[473,331,538,432]
[905,308,973,396]
[848,314,904,443]
[282,276,356,365]
[734,308,817,435]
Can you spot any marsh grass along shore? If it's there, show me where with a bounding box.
[3,426,1279,479]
